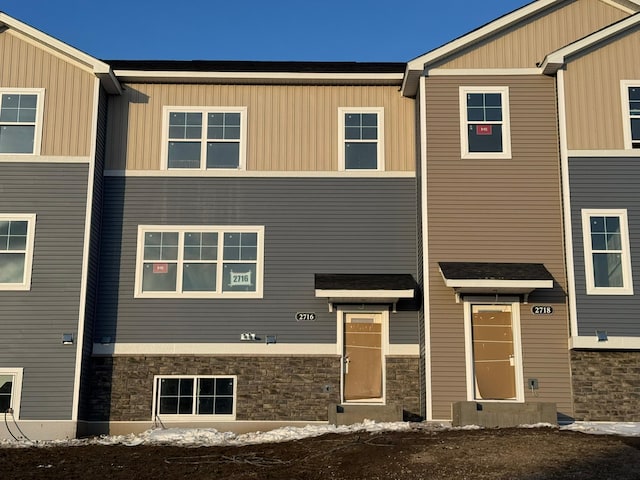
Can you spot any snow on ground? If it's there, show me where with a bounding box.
[1,420,640,448]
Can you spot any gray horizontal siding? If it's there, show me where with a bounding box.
[0,163,89,420]
[96,177,419,344]
[570,156,640,336]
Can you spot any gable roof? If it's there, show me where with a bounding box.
[0,12,121,94]
[400,0,640,97]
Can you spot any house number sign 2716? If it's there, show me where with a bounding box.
[531,306,553,315]
[296,312,316,321]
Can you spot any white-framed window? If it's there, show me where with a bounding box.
[582,209,633,295]
[621,81,640,149]
[162,106,247,170]
[0,89,45,155]
[152,375,236,420]
[0,214,36,290]
[134,225,264,298]
[338,107,384,171]
[0,368,23,417]
[459,86,511,159]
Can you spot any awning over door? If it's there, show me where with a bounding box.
[314,274,417,311]
[438,262,554,302]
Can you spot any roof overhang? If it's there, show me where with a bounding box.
[314,274,417,310]
[438,262,554,302]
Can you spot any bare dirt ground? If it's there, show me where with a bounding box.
[2,426,640,479]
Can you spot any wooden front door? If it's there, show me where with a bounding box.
[343,313,383,402]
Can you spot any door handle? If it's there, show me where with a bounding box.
[344,356,350,374]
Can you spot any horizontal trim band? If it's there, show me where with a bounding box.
[570,336,640,350]
[0,155,91,163]
[427,68,542,76]
[568,149,640,158]
[104,169,415,178]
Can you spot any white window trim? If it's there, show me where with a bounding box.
[0,368,23,418]
[0,88,45,156]
[459,86,512,159]
[0,214,36,291]
[151,374,237,421]
[621,80,640,150]
[161,106,248,171]
[338,107,385,171]
[463,298,524,403]
[581,208,633,295]
[134,225,264,299]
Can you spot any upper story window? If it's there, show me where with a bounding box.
[622,82,640,149]
[0,89,44,155]
[0,368,23,417]
[0,214,36,291]
[459,86,511,159]
[338,107,384,171]
[135,225,264,298]
[581,209,633,295]
[163,107,247,170]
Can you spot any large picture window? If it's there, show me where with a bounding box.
[135,225,263,298]
[582,209,633,295]
[163,107,247,170]
[338,107,384,171]
[153,375,236,419]
[0,89,44,155]
[0,214,36,290]
[459,86,511,159]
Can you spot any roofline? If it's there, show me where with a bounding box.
[540,12,640,73]
[0,12,122,94]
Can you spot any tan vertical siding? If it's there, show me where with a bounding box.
[105,83,415,172]
[424,75,571,420]
[437,0,629,69]
[564,27,640,150]
[0,30,95,157]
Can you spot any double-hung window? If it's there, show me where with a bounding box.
[163,106,247,170]
[582,209,633,295]
[0,89,44,155]
[459,86,511,159]
[622,82,640,149]
[338,107,384,171]
[0,214,36,290]
[153,375,236,419]
[0,368,23,417]
[135,225,263,298]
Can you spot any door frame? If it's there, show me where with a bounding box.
[336,305,389,404]
[463,296,525,402]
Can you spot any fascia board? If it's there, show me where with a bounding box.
[314,289,415,299]
[442,279,554,289]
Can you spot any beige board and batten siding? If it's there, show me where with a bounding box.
[424,75,571,420]
[563,26,640,150]
[105,83,415,172]
[435,0,629,70]
[0,29,95,157]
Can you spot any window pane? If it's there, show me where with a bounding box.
[207,112,241,140]
[591,233,607,250]
[183,263,217,291]
[159,397,178,414]
[199,378,215,395]
[178,396,193,414]
[216,378,234,396]
[593,253,623,288]
[361,126,378,140]
[632,119,640,142]
[590,216,605,233]
[630,87,640,101]
[605,216,620,234]
[0,253,25,283]
[484,107,502,122]
[179,379,194,395]
[0,125,35,153]
[345,126,361,140]
[9,221,27,236]
[0,375,11,413]
[0,221,8,236]
[484,93,502,107]
[223,263,257,292]
[468,124,503,153]
[161,379,179,395]
[198,397,214,414]
[607,233,622,250]
[8,235,26,250]
[169,112,202,139]
[466,94,484,107]
[345,142,377,169]
[223,233,257,260]
[206,142,240,168]
[168,142,201,168]
[215,397,234,414]
[467,108,485,122]
[142,262,177,291]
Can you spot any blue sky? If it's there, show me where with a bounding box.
[2,0,529,62]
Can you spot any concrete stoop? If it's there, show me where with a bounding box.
[452,401,557,428]
[328,403,404,426]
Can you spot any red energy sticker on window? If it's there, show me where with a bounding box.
[153,263,168,274]
[476,125,493,135]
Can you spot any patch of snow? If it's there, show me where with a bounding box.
[561,422,640,437]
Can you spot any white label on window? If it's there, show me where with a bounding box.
[229,270,252,286]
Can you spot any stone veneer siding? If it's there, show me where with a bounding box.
[571,350,640,421]
[87,355,422,422]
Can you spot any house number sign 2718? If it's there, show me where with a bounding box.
[531,306,553,315]
[296,312,316,321]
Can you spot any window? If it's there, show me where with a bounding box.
[459,86,511,159]
[153,376,236,419]
[0,369,23,417]
[163,107,247,170]
[582,209,633,295]
[338,107,384,171]
[0,89,44,155]
[0,214,36,290]
[135,225,264,298]
[622,82,640,149]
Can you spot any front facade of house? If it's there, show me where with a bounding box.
[4,0,640,439]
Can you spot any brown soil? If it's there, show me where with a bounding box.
[2,426,640,479]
